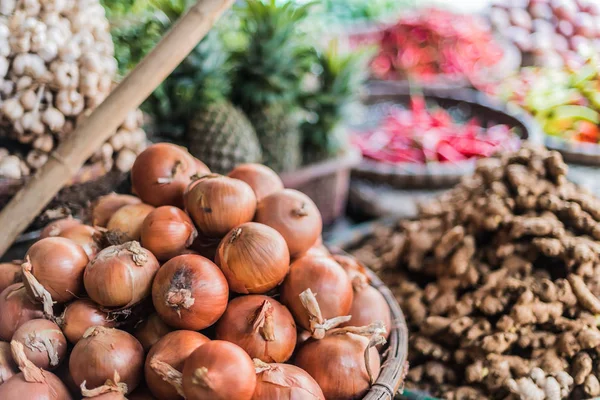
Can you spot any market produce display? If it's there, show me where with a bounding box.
[0,143,392,400]
[350,145,600,399]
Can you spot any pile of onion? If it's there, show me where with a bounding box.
[0,283,44,341]
[11,319,67,370]
[141,206,197,261]
[253,359,324,400]
[59,299,115,344]
[227,164,283,203]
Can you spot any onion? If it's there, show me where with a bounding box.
[59,299,115,344]
[215,223,290,294]
[145,330,209,400]
[0,261,22,294]
[185,175,257,238]
[131,143,202,208]
[141,206,197,261]
[70,327,144,394]
[227,164,283,203]
[215,295,296,363]
[40,217,81,239]
[301,236,330,259]
[133,313,172,352]
[182,340,256,400]
[152,254,228,330]
[255,189,322,257]
[252,359,324,400]
[0,341,18,384]
[59,224,101,259]
[84,241,160,308]
[0,284,44,341]
[280,255,353,332]
[22,237,88,316]
[0,341,72,399]
[107,203,155,242]
[11,319,67,370]
[91,193,141,228]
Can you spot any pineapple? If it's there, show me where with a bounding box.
[230,0,314,172]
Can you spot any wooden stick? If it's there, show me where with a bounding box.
[0,0,235,257]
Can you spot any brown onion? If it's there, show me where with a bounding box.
[91,193,141,227]
[141,206,197,261]
[252,360,324,400]
[12,319,67,370]
[59,224,101,259]
[227,164,283,203]
[70,327,144,394]
[145,330,209,400]
[107,203,155,242]
[84,241,160,308]
[131,143,202,208]
[215,295,296,363]
[40,217,81,239]
[182,340,256,400]
[0,261,22,294]
[185,175,256,238]
[0,341,72,399]
[0,341,18,384]
[59,299,115,344]
[255,189,322,257]
[0,284,44,341]
[215,223,290,294]
[133,313,173,352]
[152,255,228,330]
[280,255,353,332]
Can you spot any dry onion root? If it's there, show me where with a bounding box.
[0,283,44,341]
[252,359,325,400]
[11,319,67,370]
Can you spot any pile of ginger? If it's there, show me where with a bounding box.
[350,145,600,400]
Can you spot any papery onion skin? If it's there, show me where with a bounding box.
[12,319,67,370]
[91,193,141,228]
[70,327,144,394]
[294,334,381,400]
[185,175,257,238]
[107,203,155,242]
[0,284,44,341]
[227,164,283,203]
[141,206,198,261]
[84,241,160,308]
[255,189,322,257]
[215,295,296,363]
[0,262,22,294]
[215,223,290,294]
[182,340,256,400]
[145,330,209,400]
[0,369,72,399]
[24,237,89,304]
[0,341,18,384]
[252,363,325,400]
[131,143,201,208]
[133,313,173,352]
[280,256,353,331]
[152,255,228,330]
[40,217,81,239]
[59,224,101,259]
[60,299,115,344]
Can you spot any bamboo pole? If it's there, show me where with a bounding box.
[0,0,235,257]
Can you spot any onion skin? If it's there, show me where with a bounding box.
[341,285,391,339]
[84,241,160,308]
[280,256,353,331]
[70,327,144,394]
[0,284,44,341]
[141,206,198,261]
[215,223,290,294]
[227,164,283,203]
[255,189,322,257]
[152,255,228,330]
[182,340,256,400]
[107,203,155,242]
[91,193,141,228]
[215,295,296,363]
[60,299,115,344]
[0,261,22,294]
[252,362,324,400]
[0,341,18,384]
[59,224,101,259]
[133,313,173,352]
[12,319,67,370]
[145,330,209,400]
[40,218,81,239]
[131,143,202,208]
[294,334,381,400]
[185,175,257,238]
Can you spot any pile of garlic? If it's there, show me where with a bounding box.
[0,0,147,180]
